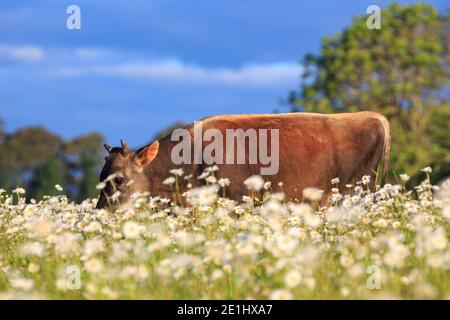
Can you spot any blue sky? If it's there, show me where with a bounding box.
[0,0,447,147]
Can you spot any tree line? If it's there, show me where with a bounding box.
[0,120,104,201]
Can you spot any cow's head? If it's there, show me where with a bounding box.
[96,139,159,210]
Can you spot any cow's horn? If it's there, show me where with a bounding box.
[120,139,129,154]
[103,143,112,153]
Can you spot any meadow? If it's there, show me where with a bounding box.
[0,166,449,299]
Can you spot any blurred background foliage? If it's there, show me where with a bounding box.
[0,3,448,200]
[0,125,104,201]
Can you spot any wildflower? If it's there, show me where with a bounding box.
[205,165,219,173]
[20,242,45,257]
[84,221,102,233]
[244,175,265,192]
[223,264,232,274]
[55,184,63,191]
[84,238,105,256]
[261,200,288,217]
[105,173,118,182]
[197,171,210,180]
[186,185,218,207]
[330,192,342,202]
[10,277,34,291]
[84,258,104,274]
[303,212,321,228]
[96,182,106,190]
[270,289,293,300]
[384,244,409,268]
[122,221,142,239]
[340,287,350,297]
[211,269,224,281]
[13,187,26,194]
[362,175,371,185]
[174,231,195,248]
[331,177,340,184]
[302,188,323,201]
[170,168,184,176]
[284,270,302,288]
[270,192,285,202]
[403,201,419,214]
[429,228,447,250]
[102,287,119,299]
[110,191,121,201]
[27,263,40,273]
[234,205,246,215]
[304,277,316,290]
[400,174,410,182]
[342,198,352,209]
[172,206,190,216]
[28,217,54,237]
[162,177,176,185]
[55,233,81,255]
[373,218,388,229]
[205,175,217,184]
[421,167,432,173]
[442,206,450,220]
[218,178,230,188]
[392,221,401,229]
[277,235,298,254]
[289,203,312,217]
[339,254,354,267]
[348,264,364,279]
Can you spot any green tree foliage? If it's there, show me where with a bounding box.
[0,127,61,188]
[289,3,449,182]
[65,133,104,200]
[78,150,100,200]
[0,122,104,200]
[0,118,5,143]
[29,154,65,200]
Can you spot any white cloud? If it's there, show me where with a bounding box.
[0,44,45,61]
[0,43,301,87]
[73,48,116,60]
[58,59,300,87]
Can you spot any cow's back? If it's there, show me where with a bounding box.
[197,112,390,202]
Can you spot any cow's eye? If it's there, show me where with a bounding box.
[114,177,125,186]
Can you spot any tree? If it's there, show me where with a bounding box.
[0,126,62,189]
[64,133,104,200]
[0,118,5,143]
[29,154,65,200]
[0,124,105,200]
[289,3,449,181]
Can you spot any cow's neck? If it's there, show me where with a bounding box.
[144,135,203,198]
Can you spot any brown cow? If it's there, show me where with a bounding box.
[96,111,390,209]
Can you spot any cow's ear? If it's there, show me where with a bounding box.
[135,141,159,167]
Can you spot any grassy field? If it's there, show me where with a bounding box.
[0,167,449,299]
